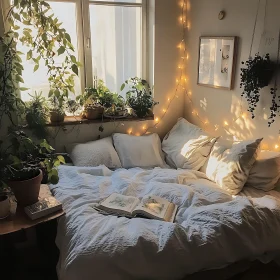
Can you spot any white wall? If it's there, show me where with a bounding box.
[47,0,184,151]
[185,0,280,151]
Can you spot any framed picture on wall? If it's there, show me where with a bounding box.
[197,36,237,90]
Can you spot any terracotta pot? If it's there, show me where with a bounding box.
[0,195,10,219]
[85,107,104,120]
[8,170,43,207]
[50,111,65,123]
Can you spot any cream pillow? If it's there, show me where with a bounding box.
[113,133,165,169]
[245,150,280,191]
[66,137,121,169]
[162,118,216,170]
[206,138,263,195]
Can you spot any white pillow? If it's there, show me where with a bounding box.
[113,133,165,169]
[162,118,216,170]
[245,150,280,191]
[205,138,263,195]
[66,137,121,169]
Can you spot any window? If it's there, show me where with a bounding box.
[13,0,147,101]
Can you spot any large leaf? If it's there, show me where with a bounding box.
[57,46,65,55]
[71,64,78,76]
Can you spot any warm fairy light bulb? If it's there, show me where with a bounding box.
[188,91,192,96]
[224,121,229,126]
[275,144,279,150]
[204,120,209,125]
[155,117,159,122]
[142,126,146,130]
[192,110,196,115]
[168,97,170,101]
[162,109,167,113]
[176,79,179,83]
[242,113,247,119]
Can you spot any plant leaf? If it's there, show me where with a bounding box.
[33,64,39,72]
[71,64,78,76]
[57,46,65,55]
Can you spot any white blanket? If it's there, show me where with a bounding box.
[51,165,280,280]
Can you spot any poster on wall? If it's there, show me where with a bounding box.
[198,36,237,90]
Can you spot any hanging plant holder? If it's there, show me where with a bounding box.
[240,53,275,119]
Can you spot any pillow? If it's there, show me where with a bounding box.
[245,150,280,191]
[162,118,217,170]
[113,133,165,169]
[65,137,122,169]
[205,138,263,195]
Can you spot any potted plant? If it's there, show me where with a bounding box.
[121,77,158,118]
[240,53,275,118]
[0,131,65,206]
[25,91,49,139]
[84,103,104,120]
[104,94,127,118]
[49,96,65,123]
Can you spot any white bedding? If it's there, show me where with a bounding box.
[51,166,280,280]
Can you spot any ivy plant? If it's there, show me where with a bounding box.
[240,53,274,120]
[8,0,80,104]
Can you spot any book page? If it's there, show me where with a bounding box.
[133,195,170,219]
[99,193,140,214]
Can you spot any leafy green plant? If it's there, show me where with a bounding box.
[66,99,81,116]
[240,53,274,119]
[25,91,49,139]
[0,130,65,193]
[8,0,80,99]
[0,32,26,128]
[121,77,158,118]
[0,0,80,130]
[77,80,117,108]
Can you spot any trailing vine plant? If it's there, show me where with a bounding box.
[240,53,274,119]
[0,0,80,129]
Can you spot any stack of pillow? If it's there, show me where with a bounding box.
[66,117,280,195]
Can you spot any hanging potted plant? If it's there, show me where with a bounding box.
[240,53,275,118]
[0,131,65,207]
[121,77,158,118]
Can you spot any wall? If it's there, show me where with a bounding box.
[185,0,280,150]
[47,0,184,151]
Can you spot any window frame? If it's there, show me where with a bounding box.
[82,0,148,88]
[2,0,149,96]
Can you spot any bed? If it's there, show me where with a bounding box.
[50,165,280,280]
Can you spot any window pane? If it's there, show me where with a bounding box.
[18,2,81,102]
[91,0,142,3]
[89,5,142,94]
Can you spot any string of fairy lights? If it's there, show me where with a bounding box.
[129,0,279,151]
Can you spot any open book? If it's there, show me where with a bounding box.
[95,193,178,222]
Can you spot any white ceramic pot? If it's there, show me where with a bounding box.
[0,195,10,219]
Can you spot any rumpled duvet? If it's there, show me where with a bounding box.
[50,165,280,280]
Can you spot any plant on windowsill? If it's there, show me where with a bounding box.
[240,53,275,119]
[24,91,49,139]
[49,96,66,123]
[121,77,158,118]
[0,130,65,207]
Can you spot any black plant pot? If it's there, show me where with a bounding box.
[258,68,274,87]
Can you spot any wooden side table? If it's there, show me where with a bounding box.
[0,185,65,280]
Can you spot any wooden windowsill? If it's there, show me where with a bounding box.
[45,115,154,127]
